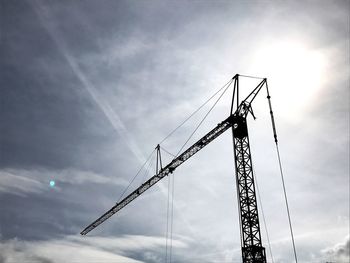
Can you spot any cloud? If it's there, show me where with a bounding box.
[1,0,348,262]
[0,234,187,263]
[0,168,127,196]
[322,236,350,263]
[0,171,46,196]
[31,0,146,164]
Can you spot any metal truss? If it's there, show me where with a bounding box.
[232,115,266,263]
[81,114,235,235]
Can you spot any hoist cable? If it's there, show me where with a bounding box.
[266,83,298,263]
[164,81,233,260]
[169,172,175,262]
[117,149,156,202]
[165,172,175,263]
[165,79,233,260]
[159,78,234,145]
[175,79,233,157]
[165,175,171,262]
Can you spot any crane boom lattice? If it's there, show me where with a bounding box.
[81,114,234,235]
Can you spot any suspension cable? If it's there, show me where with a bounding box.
[159,78,234,145]
[117,149,156,202]
[266,83,298,263]
[140,154,155,186]
[160,146,176,158]
[165,78,234,261]
[175,79,234,157]
[239,74,265,80]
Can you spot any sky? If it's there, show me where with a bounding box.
[0,0,349,262]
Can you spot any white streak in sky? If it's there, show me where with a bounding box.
[32,1,145,164]
[31,0,196,236]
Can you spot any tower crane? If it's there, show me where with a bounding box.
[81,74,278,263]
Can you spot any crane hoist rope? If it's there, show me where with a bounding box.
[165,80,233,262]
[80,74,298,263]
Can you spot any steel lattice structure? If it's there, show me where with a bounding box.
[81,74,271,263]
[80,114,234,235]
[232,115,266,263]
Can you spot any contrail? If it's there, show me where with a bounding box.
[32,1,196,236]
[32,1,145,164]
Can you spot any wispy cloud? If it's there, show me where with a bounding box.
[0,170,46,196]
[32,1,146,164]
[0,234,188,263]
[0,168,127,195]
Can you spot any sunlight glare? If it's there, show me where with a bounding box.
[250,40,326,121]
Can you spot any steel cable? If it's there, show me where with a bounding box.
[117,149,156,202]
[175,79,234,157]
[275,144,298,263]
[159,78,234,145]
[253,166,275,263]
[266,82,298,263]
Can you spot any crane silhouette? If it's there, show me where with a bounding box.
[81,74,279,263]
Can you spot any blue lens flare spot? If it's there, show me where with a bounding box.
[49,180,55,187]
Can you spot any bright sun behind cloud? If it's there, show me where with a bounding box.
[249,40,327,121]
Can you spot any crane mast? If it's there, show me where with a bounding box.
[229,76,267,262]
[81,74,270,263]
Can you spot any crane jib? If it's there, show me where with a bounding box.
[80,115,234,235]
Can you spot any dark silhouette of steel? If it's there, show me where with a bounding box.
[81,74,268,263]
[81,114,234,235]
[231,75,267,263]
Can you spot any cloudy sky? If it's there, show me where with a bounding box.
[0,0,349,262]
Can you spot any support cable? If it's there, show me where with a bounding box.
[140,154,155,186]
[239,74,265,80]
[165,79,233,261]
[159,78,234,145]
[266,83,298,263]
[160,146,176,158]
[175,79,233,157]
[165,78,234,261]
[117,149,156,202]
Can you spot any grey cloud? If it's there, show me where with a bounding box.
[0,168,128,196]
[0,0,349,262]
[0,235,188,263]
[323,236,350,262]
